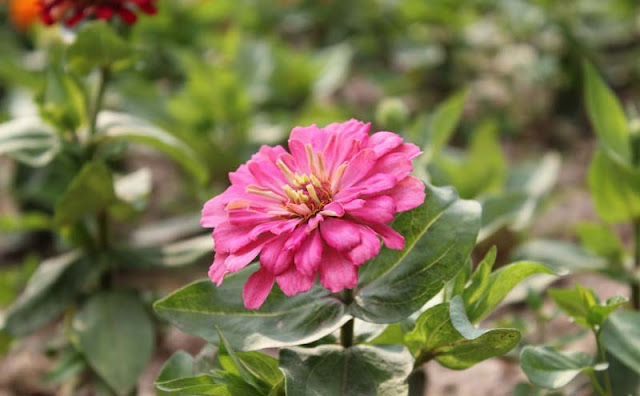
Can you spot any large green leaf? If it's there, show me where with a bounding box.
[583,62,630,163]
[466,261,556,323]
[154,267,349,351]
[0,117,60,166]
[73,291,155,396]
[520,346,603,389]
[67,21,133,73]
[405,297,520,370]
[95,111,208,184]
[601,311,640,375]
[54,161,118,227]
[279,345,413,396]
[352,184,481,323]
[588,149,640,223]
[4,252,99,336]
[111,234,212,269]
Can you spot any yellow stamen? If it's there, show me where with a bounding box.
[282,185,299,202]
[246,185,282,200]
[310,174,323,188]
[305,144,317,174]
[317,152,326,178]
[306,183,321,204]
[276,159,296,184]
[226,200,253,210]
[331,162,348,193]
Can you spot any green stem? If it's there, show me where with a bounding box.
[340,290,354,348]
[633,220,640,310]
[595,330,613,396]
[587,372,608,396]
[89,67,110,138]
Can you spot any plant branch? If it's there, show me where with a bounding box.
[88,66,110,139]
[595,330,613,396]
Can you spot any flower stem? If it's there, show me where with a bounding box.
[595,330,613,396]
[89,66,110,139]
[340,289,354,348]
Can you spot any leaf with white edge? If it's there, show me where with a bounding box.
[405,297,520,370]
[73,291,155,396]
[520,346,605,389]
[0,117,60,166]
[155,374,254,396]
[466,261,557,324]
[513,239,608,273]
[111,234,212,269]
[95,111,207,184]
[352,183,481,323]
[156,351,195,396]
[4,252,100,336]
[601,311,640,375]
[279,345,413,396]
[154,266,349,351]
[588,149,640,223]
[312,43,353,99]
[583,61,630,163]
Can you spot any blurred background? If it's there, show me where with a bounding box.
[1,0,639,395]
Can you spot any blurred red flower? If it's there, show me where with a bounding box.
[40,0,158,27]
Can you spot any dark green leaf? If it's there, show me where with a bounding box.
[466,261,556,323]
[73,291,155,396]
[0,330,11,357]
[45,348,86,384]
[154,267,349,351]
[607,351,640,396]
[4,252,99,336]
[583,62,630,162]
[37,65,87,131]
[588,149,640,223]
[68,21,133,73]
[601,311,640,375]
[352,183,481,323]
[279,345,413,396]
[520,346,602,389]
[0,117,60,166]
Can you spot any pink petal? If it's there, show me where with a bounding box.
[294,229,323,275]
[213,222,255,253]
[325,119,371,143]
[384,176,426,212]
[396,142,421,159]
[201,194,229,228]
[208,253,228,285]
[223,237,268,272]
[289,124,330,151]
[366,131,403,158]
[276,267,315,296]
[319,248,358,292]
[319,201,344,217]
[243,269,275,309]
[339,149,377,190]
[260,235,293,275]
[345,226,381,266]
[368,223,405,250]
[368,152,413,183]
[284,225,309,251]
[346,195,396,224]
[288,139,310,174]
[320,218,361,251]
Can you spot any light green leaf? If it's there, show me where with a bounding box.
[405,297,520,370]
[466,261,556,323]
[0,117,60,166]
[36,65,87,131]
[576,222,624,260]
[54,161,118,227]
[155,375,238,395]
[68,21,133,73]
[95,111,207,184]
[462,246,497,308]
[4,252,99,336]
[601,311,640,375]
[111,234,212,269]
[0,330,12,358]
[352,183,481,323]
[156,351,196,396]
[513,239,608,273]
[0,212,52,233]
[154,267,349,351]
[422,89,468,162]
[73,291,155,396]
[312,43,353,100]
[583,62,630,162]
[279,345,413,396]
[520,346,603,389]
[588,149,640,223]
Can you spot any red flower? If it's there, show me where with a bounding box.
[40,0,158,27]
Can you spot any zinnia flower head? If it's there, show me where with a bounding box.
[10,0,41,30]
[40,0,157,27]
[201,120,426,309]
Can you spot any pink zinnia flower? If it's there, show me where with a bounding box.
[201,120,426,309]
[40,0,157,27]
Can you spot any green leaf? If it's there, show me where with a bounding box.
[111,234,212,269]
[36,65,87,132]
[54,161,117,227]
[405,297,520,370]
[466,261,556,323]
[45,348,86,384]
[312,43,353,100]
[154,267,349,351]
[588,149,640,223]
[68,21,133,73]
[279,345,413,396]
[422,89,468,162]
[95,111,207,184]
[601,311,640,375]
[366,323,407,346]
[462,246,497,308]
[520,346,603,389]
[73,291,155,396]
[0,117,60,166]
[513,239,608,273]
[4,252,99,336]
[607,351,640,396]
[0,212,52,233]
[155,374,241,395]
[0,330,12,358]
[576,222,624,260]
[352,183,481,323]
[550,284,627,328]
[583,62,630,162]
[156,351,196,396]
